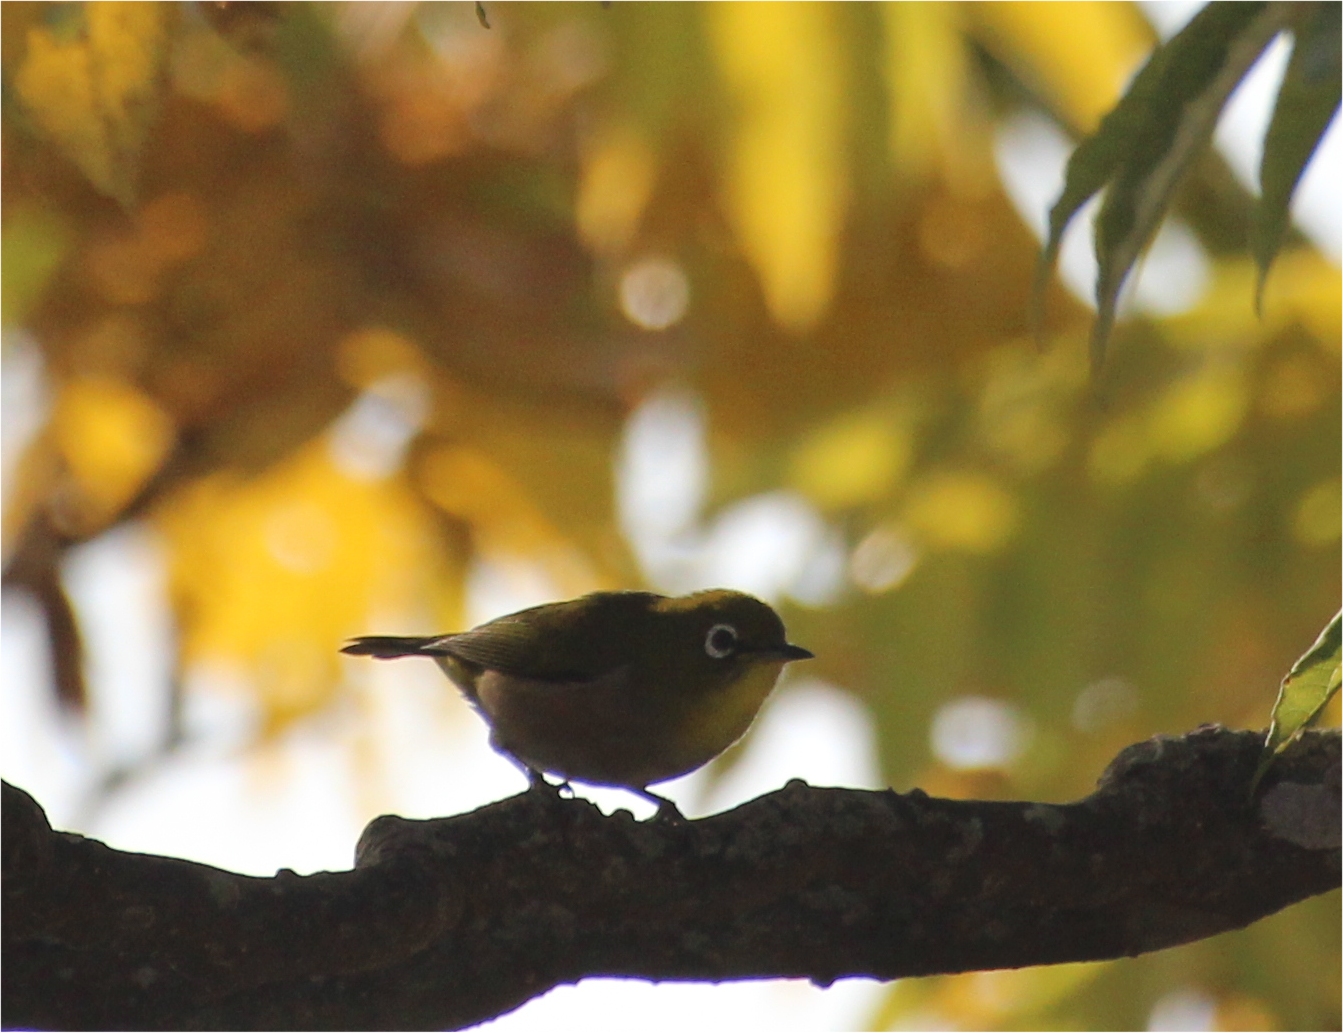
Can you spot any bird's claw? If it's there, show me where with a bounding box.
[525,771,569,804]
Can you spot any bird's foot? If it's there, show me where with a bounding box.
[524,770,576,805]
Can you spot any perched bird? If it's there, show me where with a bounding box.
[342,589,813,817]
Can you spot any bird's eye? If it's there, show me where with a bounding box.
[704,623,738,659]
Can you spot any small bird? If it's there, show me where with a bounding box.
[342,589,813,818]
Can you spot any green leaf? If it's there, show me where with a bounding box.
[1252,2,1341,312]
[1253,610,1342,792]
[1,205,72,327]
[1031,12,1187,335]
[1034,2,1291,372]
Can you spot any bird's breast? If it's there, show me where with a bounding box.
[467,659,784,790]
[674,660,784,767]
[472,665,680,788]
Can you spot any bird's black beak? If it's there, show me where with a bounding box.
[745,642,814,662]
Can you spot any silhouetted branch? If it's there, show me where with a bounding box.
[3,726,1338,1031]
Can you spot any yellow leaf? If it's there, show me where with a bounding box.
[1089,363,1251,484]
[1088,410,1150,486]
[945,962,1110,1025]
[872,959,1112,1029]
[1259,353,1326,420]
[971,1,1152,132]
[903,470,1020,553]
[1147,364,1249,464]
[14,3,167,204]
[977,341,1084,475]
[1214,993,1279,1032]
[419,445,553,551]
[1293,478,1341,547]
[1264,250,1343,350]
[577,124,657,255]
[418,444,602,598]
[788,407,912,509]
[51,376,175,529]
[158,439,459,731]
[1155,252,1339,373]
[708,1,847,332]
[881,2,990,192]
[335,327,432,389]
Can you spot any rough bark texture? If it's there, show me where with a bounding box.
[3,726,1339,1031]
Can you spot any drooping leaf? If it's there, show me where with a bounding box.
[1090,3,1295,371]
[1253,610,1342,791]
[1031,5,1221,337]
[1252,2,1341,312]
[1035,2,1291,371]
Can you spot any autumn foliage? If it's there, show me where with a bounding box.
[2,3,1338,1028]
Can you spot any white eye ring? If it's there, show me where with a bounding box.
[704,623,738,659]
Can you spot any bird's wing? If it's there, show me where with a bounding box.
[442,592,659,681]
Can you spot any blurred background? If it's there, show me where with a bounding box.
[1,1,1338,1029]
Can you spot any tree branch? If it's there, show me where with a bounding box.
[3,726,1339,1030]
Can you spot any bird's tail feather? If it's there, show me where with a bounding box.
[341,635,448,658]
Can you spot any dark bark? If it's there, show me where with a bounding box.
[3,725,1339,1031]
